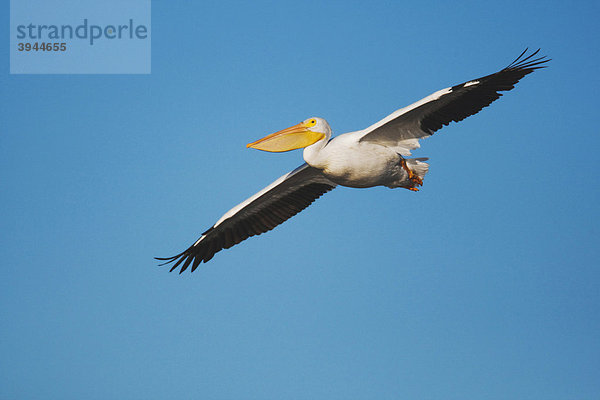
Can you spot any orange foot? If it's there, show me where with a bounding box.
[400,158,423,191]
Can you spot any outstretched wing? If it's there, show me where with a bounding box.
[156,164,337,273]
[359,48,549,154]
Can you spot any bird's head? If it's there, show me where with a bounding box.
[247,117,331,152]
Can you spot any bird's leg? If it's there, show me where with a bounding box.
[399,158,423,191]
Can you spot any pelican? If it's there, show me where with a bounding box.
[157,49,549,273]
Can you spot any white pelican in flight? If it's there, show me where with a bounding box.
[157,49,549,273]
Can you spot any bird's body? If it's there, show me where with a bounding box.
[303,131,408,188]
[303,131,423,188]
[157,49,549,273]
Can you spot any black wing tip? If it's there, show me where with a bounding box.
[154,248,199,272]
[154,253,184,266]
[505,47,551,71]
[449,48,549,93]
[155,240,216,274]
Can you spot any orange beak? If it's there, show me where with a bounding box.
[247,122,325,152]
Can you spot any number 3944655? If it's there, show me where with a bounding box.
[17,42,67,51]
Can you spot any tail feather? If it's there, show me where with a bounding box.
[406,157,429,179]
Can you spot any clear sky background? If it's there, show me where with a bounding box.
[2,1,599,399]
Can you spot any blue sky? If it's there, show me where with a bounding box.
[2,1,599,399]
